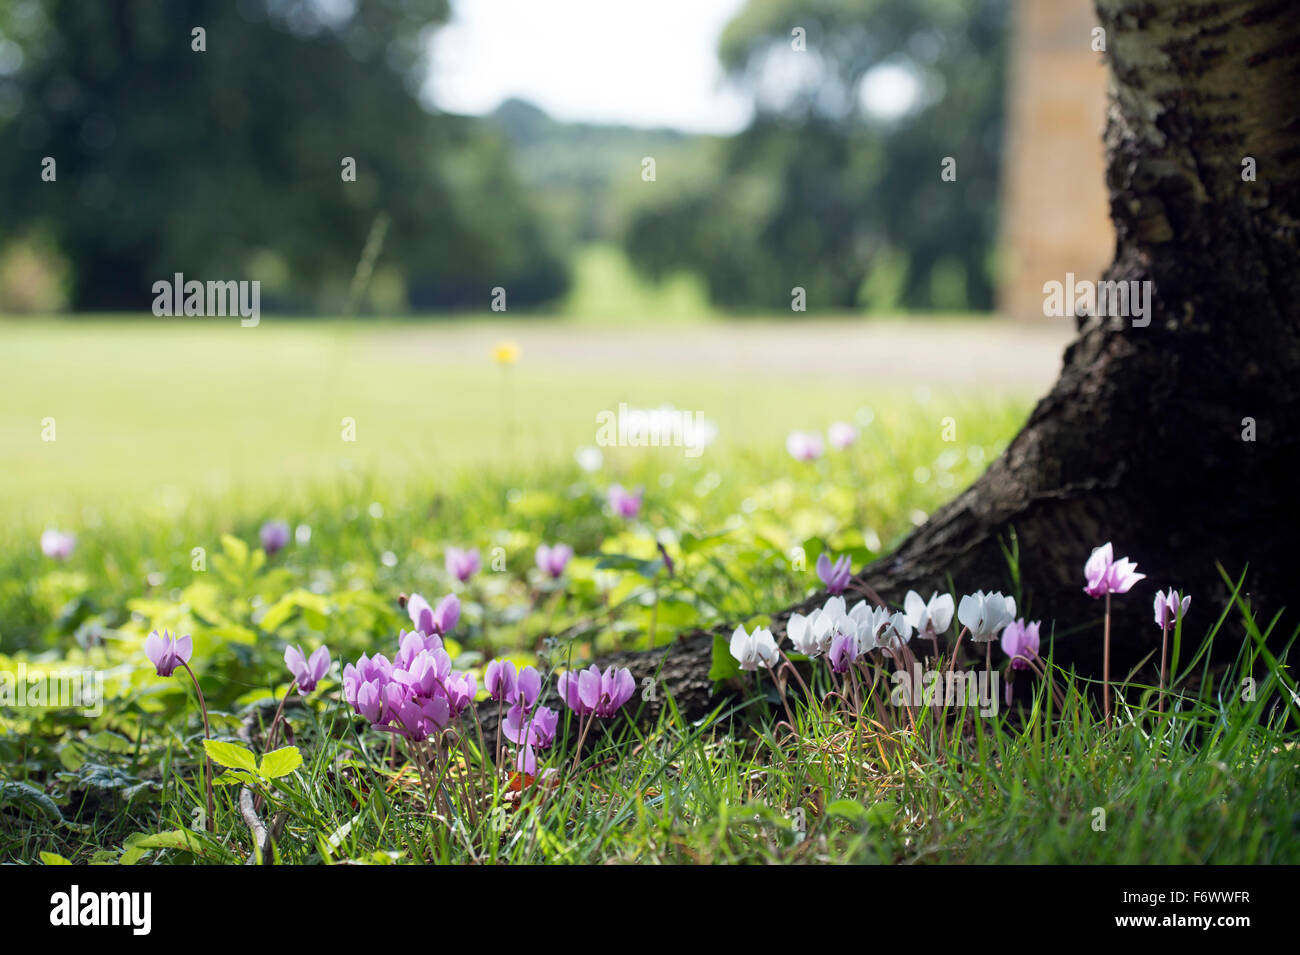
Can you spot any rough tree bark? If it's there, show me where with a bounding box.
[491,0,1300,731]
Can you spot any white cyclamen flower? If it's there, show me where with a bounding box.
[904,590,955,637]
[843,599,883,655]
[847,601,885,653]
[730,624,780,671]
[876,611,915,650]
[811,598,859,654]
[788,609,837,657]
[957,590,1016,642]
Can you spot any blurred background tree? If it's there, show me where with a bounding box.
[0,0,1008,315]
[0,0,568,312]
[623,0,1007,311]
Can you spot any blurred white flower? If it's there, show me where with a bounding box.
[575,445,604,472]
[786,431,824,461]
[827,421,858,450]
[40,529,76,560]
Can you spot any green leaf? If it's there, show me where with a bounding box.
[212,769,259,786]
[595,554,664,578]
[825,799,870,824]
[40,851,71,865]
[61,761,142,792]
[259,746,303,779]
[708,630,741,682]
[124,829,211,858]
[680,530,732,554]
[202,739,259,772]
[85,730,136,754]
[206,624,258,646]
[221,533,249,567]
[57,741,86,771]
[0,781,63,822]
[257,594,299,632]
[825,799,894,829]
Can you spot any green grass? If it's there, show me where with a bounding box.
[2,317,1296,865]
[0,315,996,521]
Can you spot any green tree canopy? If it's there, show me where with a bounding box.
[625,0,1006,312]
[0,0,567,311]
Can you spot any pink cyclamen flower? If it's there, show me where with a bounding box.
[40,529,76,560]
[827,422,858,450]
[260,520,290,556]
[442,671,477,717]
[828,632,858,673]
[512,665,541,710]
[558,665,636,718]
[535,543,574,579]
[505,703,560,774]
[445,547,481,583]
[343,630,479,742]
[608,484,642,519]
[407,592,460,637]
[397,644,453,697]
[786,431,824,461]
[343,653,392,723]
[284,644,331,692]
[395,628,441,669]
[816,552,852,594]
[1083,542,1146,598]
[556,668,586,713]
[145,629,193,678]
[1153,589,1190,629]
[485,659,517,702]
[529,705,558,748]
[1000,619,1041,670]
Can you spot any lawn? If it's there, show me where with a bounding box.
[1,317,1296,866]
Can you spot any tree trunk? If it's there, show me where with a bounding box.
[502,0,1300,731]
[857,0,1300,676]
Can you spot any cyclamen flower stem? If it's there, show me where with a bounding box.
[1007,653,1068,710]
[766,664,797,729]
[425,738,454,819]
[846,664,861,716]
[445,731,477,825]
[1103,593,1112,730]
[411,742,432,811]
[428,742,448,818]
[468,703,490,792]
[946,627,969,673]
[570,709,596,774]
[180,661,216,834]
[777,650,812,700]
[887,648,919,734]
[264,679,297,754]
[495,700,504,772]
[428,743,449,815]
[517,706,539,781]
[1158,618,1170,716]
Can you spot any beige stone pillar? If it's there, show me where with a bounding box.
[1000,0,1114,320]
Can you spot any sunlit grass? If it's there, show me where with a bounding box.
[3,317,1293,866]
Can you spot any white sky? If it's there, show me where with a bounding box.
[426,0,753,133]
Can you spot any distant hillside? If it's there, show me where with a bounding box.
[484,98,717,245]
